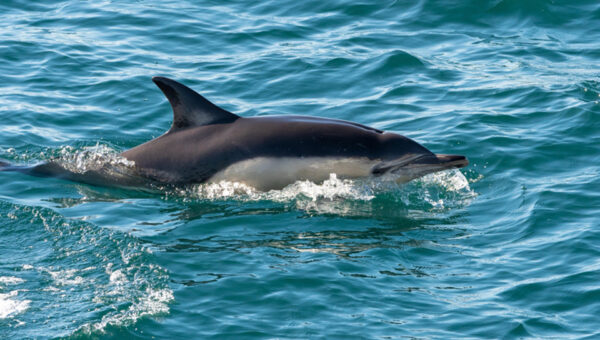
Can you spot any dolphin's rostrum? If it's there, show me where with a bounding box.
[1,77,468,190]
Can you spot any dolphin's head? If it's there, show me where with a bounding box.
[372,133,469,182]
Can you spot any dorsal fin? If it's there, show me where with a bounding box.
[152,76,239,132]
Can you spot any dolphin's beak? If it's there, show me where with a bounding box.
[405,153,469,175]
[432,154,469,169]
[372,153,468,182]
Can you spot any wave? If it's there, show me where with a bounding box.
[0,201,172,338]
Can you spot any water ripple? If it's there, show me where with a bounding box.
[1,0,599,338]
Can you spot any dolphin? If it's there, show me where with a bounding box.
[1,77,468,190]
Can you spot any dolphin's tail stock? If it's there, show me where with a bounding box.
[0,159,152,189]
[0,160,74,179]
[0,160,38,174]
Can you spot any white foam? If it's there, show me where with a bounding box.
[44,268,85,286]
[187,169,474,204]
[55,144,135,174]
[0,291,30,319]
[174,169,477,217]
[109,269,128,285]
[80,287,173,333]
[0,276,25,285]
[187,173,376,202]
[275,173,376,202]
[0,276,29,319]
[74,257,173,335]
[421,169,471,191]
[416,169,477,210]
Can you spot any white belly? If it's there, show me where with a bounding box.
[209,157,378,190]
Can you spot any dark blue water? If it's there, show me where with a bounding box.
[1,0,599,338]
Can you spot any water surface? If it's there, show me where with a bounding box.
[1,0,599,338]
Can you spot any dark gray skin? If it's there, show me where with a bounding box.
[1,77,468,189]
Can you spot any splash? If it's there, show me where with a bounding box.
[0,277,30,319]
[407,169,477,210]
[179,169,476,216]
[187,173,376,201]
[55,144,135,173]
[0,291,30,319]
[50,144,137,183]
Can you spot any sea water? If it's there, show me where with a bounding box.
[1,0,599,338]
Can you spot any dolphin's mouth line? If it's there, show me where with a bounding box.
[371,154,430,175]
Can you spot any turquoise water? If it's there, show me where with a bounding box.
[1,0,599,338]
